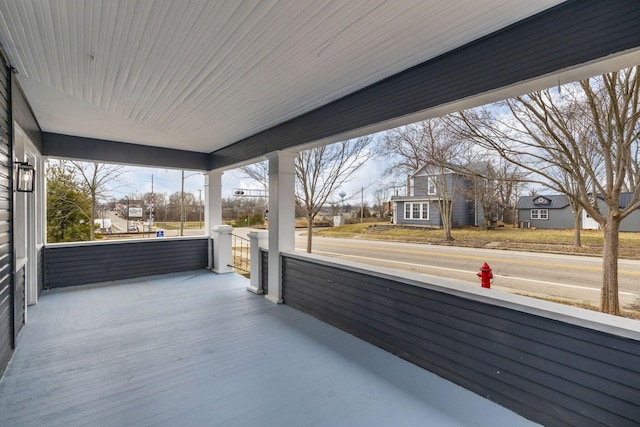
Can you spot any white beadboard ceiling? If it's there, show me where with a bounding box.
[0,0,563,153]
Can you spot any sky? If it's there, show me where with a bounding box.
[108,166,206,201]
[107,154,388,206]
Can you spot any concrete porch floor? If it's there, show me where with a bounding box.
[0,270,539,426]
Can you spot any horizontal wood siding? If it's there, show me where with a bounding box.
[260,249,268,295]
[281,254,640,427]
[44,238,208,288]
[210,1,640,169]
[0,50,11,377]
[395,200,441,227]
[518,206,575,229]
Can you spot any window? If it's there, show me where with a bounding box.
[427,178,436,195]
[531,209,548,220]
[404,202,429,220]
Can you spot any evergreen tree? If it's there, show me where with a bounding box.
[47,161,92,242]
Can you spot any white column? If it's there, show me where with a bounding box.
[205,170,223,232]
[211,225,234,274]
[265,151,296,303]
[247,230,268,294]
[205,170,223,269]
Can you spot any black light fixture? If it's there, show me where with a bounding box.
[15,162,35,192]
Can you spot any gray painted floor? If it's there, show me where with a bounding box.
[0,270,539,427]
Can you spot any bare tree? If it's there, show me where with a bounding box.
[493,160,529,226]
[379,119,471,240]
[239,137,374,252]
[69,161,129,240]
[296,137,373,252]
[238,162,268,191]
[457,158,529,228]
[465,163,498,229]
[452,66,640,315]
[373,186,391,218]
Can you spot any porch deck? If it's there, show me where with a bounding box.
[0,270,537,426]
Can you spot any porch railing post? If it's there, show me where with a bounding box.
[211,225,234,274]
[247,230,268,294]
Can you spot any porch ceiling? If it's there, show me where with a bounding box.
[0,0,562,154]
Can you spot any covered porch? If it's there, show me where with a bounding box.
[1,2,640,426]
[0,269,535,427]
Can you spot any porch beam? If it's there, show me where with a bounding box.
[42,132,209,170]
[209,1,640,170]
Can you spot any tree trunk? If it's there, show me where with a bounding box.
[573,210,581,248]
[444,224,453,241]
[441,201,454,241]
[600,214,620,315]
[306,214,313,253]
[90,195,96,241]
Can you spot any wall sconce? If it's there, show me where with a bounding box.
[15,162,35,192]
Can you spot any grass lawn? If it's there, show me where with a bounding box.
[314,222,640,260]
[154,221,204,230]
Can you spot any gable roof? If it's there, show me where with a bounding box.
[518,192,640,210]
[517,195,569,210]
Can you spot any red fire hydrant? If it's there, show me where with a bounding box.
[477,262,493,289]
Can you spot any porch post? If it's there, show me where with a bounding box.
[247,230,268,294]
[211,225,234,274]
[205,170,223,269]
[265,151,296,303]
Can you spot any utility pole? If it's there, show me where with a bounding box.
[361,186,364,223]
[125,195,130,232]
[180,170,185,236]
[151,174,155,225]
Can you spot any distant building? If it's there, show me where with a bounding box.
[517,193,640,231]
[391,164,491,228]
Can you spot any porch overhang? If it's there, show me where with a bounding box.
[0,1,639,169]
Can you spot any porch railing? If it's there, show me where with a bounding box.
[231,234,250,274]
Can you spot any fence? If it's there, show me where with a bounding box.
[231,233,250,274]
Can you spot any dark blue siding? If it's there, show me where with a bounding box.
[281,253,640,427]
[0,51,12,377]
[42,133,209,171]
[44,237,209,288]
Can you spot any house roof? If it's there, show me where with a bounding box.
[390,195,439,202]
[518,192,640,210]
[517,195,569,210]
[412,161,494,179]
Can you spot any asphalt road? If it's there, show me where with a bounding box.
[297,234,640,311]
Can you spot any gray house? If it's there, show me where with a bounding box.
[391,166,485,227]
[517,193,640,231]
